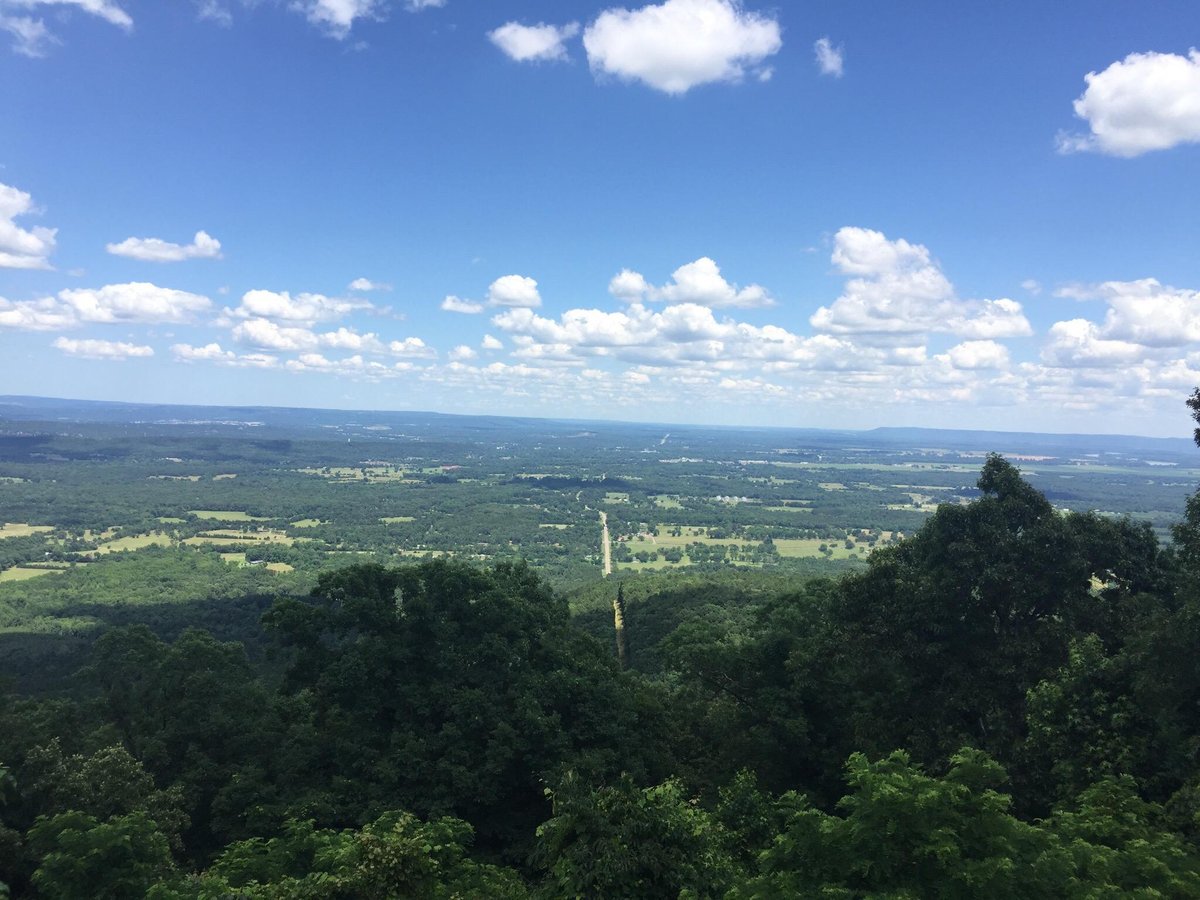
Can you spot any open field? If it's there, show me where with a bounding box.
[379,516,416,524]
[0,567,62,582]
[189,510,272,522]
[0,523,54,538]
[90,532,173,554]
[184,529,298,546]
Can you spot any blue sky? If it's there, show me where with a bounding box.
[2,0,1199,435]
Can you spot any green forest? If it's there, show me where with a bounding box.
[4,398,1200,896]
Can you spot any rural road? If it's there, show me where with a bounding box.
[599,510,612,577]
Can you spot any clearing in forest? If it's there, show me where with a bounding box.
[0,524,54,538]
[189,510,272,522]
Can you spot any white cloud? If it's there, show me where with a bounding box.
[3,0,131,29]
[348,277,390,292]
[493,302,865,370]
[59,282,211,323]
[0,182,56,269]
[612,257,773,308]
[1058,49,1200,157]
[582,0,781,95]
[319,326,384,353]
[813,37,843,77]
[291,0,380,38]
[106,230,222,263]
[231,318,319,352]
[1087,278,1200,347]
[0,14,54,56]
[1041,319,1147,368]
[195,0,232,26]
[389,336,436,358]
[481,334,503,350]
[809,227,1032,341]
[943,340,1009,370]
[231,289,369,324]
[53,336,152,359]
[405,0,444,8]
[608,269,652,302]
[172,342,236,363]
[441,294,484,314]
[487,274,541,308]
[490,20,580,62]
[0,296,74,330]
[448,344,477,361]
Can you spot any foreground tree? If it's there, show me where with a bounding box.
[262,559,674,858]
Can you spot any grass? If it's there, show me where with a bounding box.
[189,510,272,522]
[763,506,813,513]
[539,524,571,529]
[380,516,416,524]
[291,518,324,528]
[184,529,297,546]
[90,532,173,554]
[213,473,238,480]
[0,523,54,538]
[220,552,247,565]
[266,562,295,573]
[603,492,630,503]
[149,475,202,482]
[0,567,63,582]
[653,495,684,509]
[156,516,187,524]
[817,482,846,491]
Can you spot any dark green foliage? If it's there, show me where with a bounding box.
[149,812,528,899]
[263,559,675,858]
[534,773,738,899]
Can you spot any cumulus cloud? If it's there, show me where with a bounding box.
[487,274,541,308]
[492,302,864,370]
[441,294,484,314]
[611,256,773,308]
[53,336,152,359]
[0,296,74,330]
[0,182,56,269]
[943,340,1010,370]
[1086,278,1200,347]
[809,227,1033,341]
[1041,319,1147,368]
[231,289,369,324]
[59,282,212,323]
[1058,49,1200,157]
[448,344,477,361]
[319,326,384,353]
[481,334,503,350]
[172,342,236,363]
[389,336,436,358]
[348,277,391,292]
[582,0,781,95]
[813,37,843,77]
[490,20,580,62]
[231,318,319,352]
[290,0,439,38]
[106,230,222,263]
[291,0,381,38]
